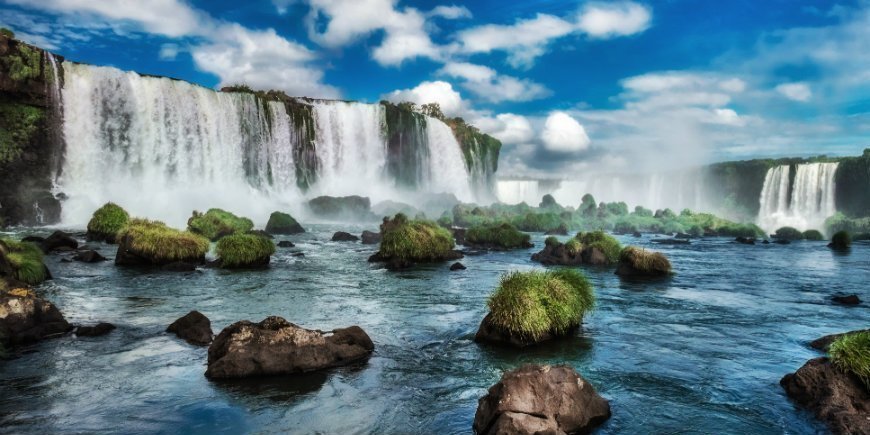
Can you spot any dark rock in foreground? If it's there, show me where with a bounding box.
[277,240,295,248]
[167,311,213,346]
[332,231,359,242]
[205,316,374,379]
[0,288,72,346]
[75,322,115,337]
[473,364,611,435]
[780,357,870,435]
[41,231,79,253]
[831,294,861,305]
[73,250,107,263]
[449,262,466,271]
[360,230,381,245]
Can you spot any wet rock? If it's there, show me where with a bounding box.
[292,252,305,257]
[331,231,359,242]
[41,231,78,253]
[762,240,771,244]
[675,232,693,239]
[277,241,295,248]
[580,246,608,266]
[72,250,107,263]
[810,330,870,352]
[449,262,466,271]
[21,236,45,244]
[831,294,861,305]
[75,322,115,337]
[452,228,466,246]
[735,236,756,245]
[308,195,373,220]
[473,364,611,435]
[780,357,870,434]
[632,231,642,237]
[360,230,381,245]
[0,288,72,346]
[160,262,197,272]
[530,244,583,267]
[615,247,672,278]
[544,227,568,236]
[167,311,213,346]
[205,316,374,379]
[474,313,572,348]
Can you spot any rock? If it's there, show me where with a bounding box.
[810,330,870,352]
[308,195,373,220]
[332,231,359,242]
[205,316,374,379]
[580,246,608,266]
[780,357,870,434]
[75,322,115,337]
[762,240,770,244]
[21,236,44,244]
[360,230,381,245]
[265,212,305,235]
[452,228,466,246]
[167,311,213,346]
[41,231,78,253]
[72,250,107,263]
[544,227,568,236]
[473,364,611,435]
[615,247,672,278]
[277,240,295,248]
[474,313,572,348]
[292,252,305,257]
[0,288,72,346]
[831,294,861,305]
[774,239,791,245]
[735,236,756,245]
[675,232,693,239]
[160,262,197,272]
[247,230,274,239]
[530,244,583,267]
[449,262,466,271]
[632,231,642,237]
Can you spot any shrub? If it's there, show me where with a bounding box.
[437,215,452,228]
[687,225,704,237]
[512,212,564,232]
[0,239,47,285]
[379,213,455,261]
[830,230,852,249]
[86,202,129,241]
[216,233,276,268]
[618,246,672,276]
[264,211,304,234]
[118,219,209,263]
[829,331,870,388]
[565,238,582,256]
[187,208,253,241]
[774,226,804,240]
[802,229,824,241]
[718,223,764,238]
[465,222,531,249]
[544,236,560,247]
[576,231,622,264]
[486,269,594,340]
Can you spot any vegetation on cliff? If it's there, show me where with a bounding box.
[0,102,44,165]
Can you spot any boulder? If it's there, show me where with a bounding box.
[735,236,756,245]
[292,252,305,257]
[72,250,107,263]
[530,244,583,267]
[205,316,374,379]
[75,322,115,337]
[810,330,870,352]
[264,212,305,235]
[41,231,78,253]
[774,239,791,245]
[0,288,72,346]
[332,231,359,242]
[632,231,642,238]
[167,311,213,346]
[544,227,568,236]
[451,228,466,246]
[615,247,672,278]
[831,294,861,306]
[277,240,295,248]
[580,246,608,266]
[360,230,381,245]
[780,357,870,434]
[308,195,373,220]
[475,313,572,348]
[473,365,611,435]
[449,262,466,271]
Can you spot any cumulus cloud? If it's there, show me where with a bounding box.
[540,112,590,153]
[439,62,551,102]
[427,5,471,20]
[775,82,812,102]
[382,80,465,116]
[576,2,651,38]
[472,113,535,145]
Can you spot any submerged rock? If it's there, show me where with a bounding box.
[735,236,756,245]
[449,262,466,271]
[277,240,295,248]
[41,231,79,253]
[473,364,611,435]
[75,322,115,337]
[831,294,861,305]
[167,311,213,346]
[73,250,107,263]
[332,231,359,242]
[0,288,72,346]
[205,316,374,379]
[360,230,381,245]
[780,357,870,434]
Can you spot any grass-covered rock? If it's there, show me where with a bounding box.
[475,269,595,347]
[216,233,276,269]
[187,208,253,241]
[532,231,621,266]
[264,211,304,235]
[829,230,852,250]
[464,222,532,250]
[774,226,804,241]
[802,229,825,241]
[615,246,672,278]
[0,238,49,285]
[116,219,209,267]
[576,231,621,264]
[370,213,460,269]
[86,202,129,243]
[829,331,870,389]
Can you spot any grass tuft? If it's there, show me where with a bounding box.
[575,231,622,264]
[774,226,804,240]
[465,222,531,249]
[187,208,254,241]
[117,219,209,263]
[216,233,276,268]
[87,202,129,240]
[829,331,870,388]
[379,213,455,261]
[265,211,304,234]
[619,246,672,275]
[487,269,594,340]
[0,238,47,285]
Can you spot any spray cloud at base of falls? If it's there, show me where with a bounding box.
[55,63,482,227]
[756,162,839,233]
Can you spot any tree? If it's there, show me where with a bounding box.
[579,194,597,217]
[421,102,445,120]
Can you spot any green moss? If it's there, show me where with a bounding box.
[829,331,870,389]
[0,238,47,285]
[486,269,594,340]
[87,202,130,241]
[216,233,276,268]
[544,236,560,247]
[118,219,209,263]
[575,231,622,264]
[0,28,13,38]
[0,102,45,165]
[830,230,852,249]
[465,222,531,249]
[802,229,824,241]
[564,238,582,256]
[774,226,804,240]
[187,208,254,241]
[619,246,672,275]
[379,213,455,261]
[265,211,304,234]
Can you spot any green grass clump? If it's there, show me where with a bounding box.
[544,236,560,247]
[187,208,253,241]
[117,219,209,263]
[829,331,870,388]
[487,269,594,340]
[564,238,582,256]
[619,246,672,275]
[0,28,13,39]
[0,239,47,285]
[774,226,804,240]
[264,211,303,234]
[216,233,276,268]
[465,222,531,249]
[802,229,824,241]
[830,230,852,249]
[379,213,455,261]
[576,231,622,264]
[87,202,129,241]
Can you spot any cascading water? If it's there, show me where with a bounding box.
[756,162,839,233]
[423,118,473,202]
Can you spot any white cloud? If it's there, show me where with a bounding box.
[576,2,651,38]
[272,0,296,14]
[158,43,180,60]
[427,5,471,20]
[382,80,465,116]
[775,82,812,102]
[540,112,590,152]
[473,113,535,145]
[439,62,551,102]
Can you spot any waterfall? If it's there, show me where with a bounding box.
[45,52,64,181]
[424,118,473,202]
[496,180,541,205]
[756,162,839,233]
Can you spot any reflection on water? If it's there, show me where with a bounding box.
[1,226,868,434]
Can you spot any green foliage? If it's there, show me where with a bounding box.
[420,102,444,119]
[0,28,13,38]
[830,230,852,249]
[539,194,560,210]
[465,222,531,249]
[87,202,129,240]
[0,43,41,83]
[486,269,594,340]
[379,213,455,261]
[619,246,672,275]
[187,208,254,241]
[774,226,804,240]
[512,212,564,232]
[716,223,765,238]
[825,212,870,235]
[576,231,622,264]
[118,219,209,262]
[0,103,45,164]
[216,233,276,268]
[579,194,597,217]
[802,229,824,241]
[564,238,582,256]
[221,84,254,93]
[437,214,452,228]
[544,236,560,247]
[829,331,870,388]
[265,211,303,234]
[0,239,46,285]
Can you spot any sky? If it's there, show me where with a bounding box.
[1,0,869,177]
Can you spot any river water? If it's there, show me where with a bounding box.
[1,225,867,434]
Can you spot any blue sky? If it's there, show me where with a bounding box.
[2,0,869,176]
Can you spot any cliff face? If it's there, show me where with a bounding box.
[0,33,63,227]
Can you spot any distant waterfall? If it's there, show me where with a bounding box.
[424,118,473,202]
[756,162,839,233]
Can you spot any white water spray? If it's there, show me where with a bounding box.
[424,118,473,202]
[756,162,839,233]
